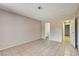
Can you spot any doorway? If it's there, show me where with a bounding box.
[62,18,78,49]
[45,22,50,39]
[65,25,70,36]
[63,20,71,43]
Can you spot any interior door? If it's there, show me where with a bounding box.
[70,18,75,48]
[75,18,78,49]
[45,22,50,39]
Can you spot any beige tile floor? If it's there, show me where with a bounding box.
[0,39,79,56]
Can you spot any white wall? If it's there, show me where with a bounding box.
[41,20,62,42]
[41,22,45,39]
[0,10,41,50]
[49,20,62,42]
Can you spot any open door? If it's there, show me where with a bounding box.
[70,19,75,47]
[45,22,50,39]
[63,17,78,49]
[75,18,78,49]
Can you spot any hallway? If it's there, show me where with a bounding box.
[62,36,78,56]
[0,39,78,56]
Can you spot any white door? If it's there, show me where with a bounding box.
[70,18,75,47]
[45,22,50,39]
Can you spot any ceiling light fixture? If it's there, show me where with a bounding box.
[38,6,42,10]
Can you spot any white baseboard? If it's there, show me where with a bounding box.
[0,38,41,51]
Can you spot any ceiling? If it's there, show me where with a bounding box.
[0,3,79,21]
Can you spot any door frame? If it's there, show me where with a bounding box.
[75,17,78,49]
[62,20,71,43]
[62,18,78,49]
